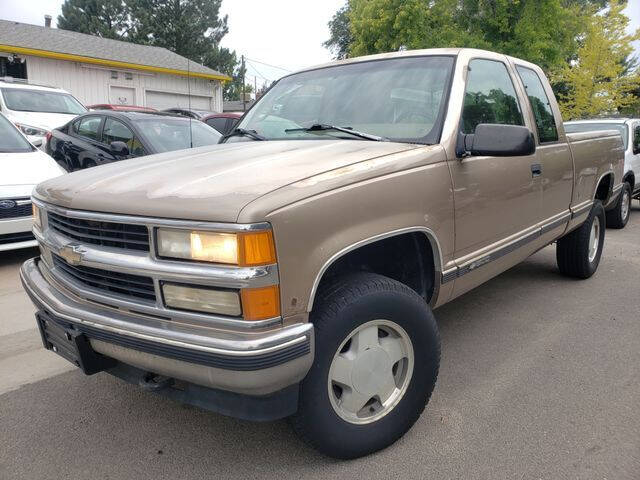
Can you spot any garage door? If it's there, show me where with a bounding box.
[145,90,212,110]
[110,86,136,105]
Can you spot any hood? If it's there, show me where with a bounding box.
[2,148,66,187]
[5,111,79,132]
[35,140,419,222]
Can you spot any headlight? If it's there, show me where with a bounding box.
[32,204,42,229]
[162,283,242,316]
[15,123,48,137]
[156,228,276,266]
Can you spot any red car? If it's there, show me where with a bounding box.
[88,104,157,113]
[201,112,242,135]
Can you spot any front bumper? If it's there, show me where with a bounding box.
[0,217,37,252]
[21,257,314,396]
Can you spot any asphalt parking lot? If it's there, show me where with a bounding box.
[1,204,639,480]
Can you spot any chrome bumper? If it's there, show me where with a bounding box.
[21,258,314,395]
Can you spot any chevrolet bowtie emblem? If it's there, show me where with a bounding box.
[58,244,85,266]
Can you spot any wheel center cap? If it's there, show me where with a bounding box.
[351,347,392,396]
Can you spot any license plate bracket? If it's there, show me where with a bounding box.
[36,311,117,375]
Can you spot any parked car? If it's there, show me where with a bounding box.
[22,49,624,459]
[564,118,640,228]
[0,113,64,251]
[201,112,242,135]
[47,111,222,171]
[0,78,87,147]
[88,104,157,113]
[161,108,214,119]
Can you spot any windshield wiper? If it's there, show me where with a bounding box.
[284,124,387,142]
[222,128,266,141]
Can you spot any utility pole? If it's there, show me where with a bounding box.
[241,55,246,112]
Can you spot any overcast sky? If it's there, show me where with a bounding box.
[1,0,638,89]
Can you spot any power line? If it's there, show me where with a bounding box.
[245,60,272,82]
[244,57,293,73]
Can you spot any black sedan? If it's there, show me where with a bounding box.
[47,111,222,171]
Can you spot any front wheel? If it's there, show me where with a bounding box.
[556,201,605,279]
[291,272,440,459]
[605,182,631,229]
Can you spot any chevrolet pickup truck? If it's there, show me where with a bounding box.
[21,49,624,459]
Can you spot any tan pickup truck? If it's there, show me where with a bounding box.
[22,48,624,459]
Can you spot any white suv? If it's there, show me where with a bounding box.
[0,78,87,147]
[565,118,640,228]
[0,112,64,251]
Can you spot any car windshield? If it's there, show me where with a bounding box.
[133,118,221,152]
[1,88,87,114]
[564,122,628,150]
[235,56,455,144]
[0,114,33,153]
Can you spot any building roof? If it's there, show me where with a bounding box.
[0,19,230,82]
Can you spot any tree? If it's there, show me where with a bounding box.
[128,0,228,63]
[57,0,131,39]
[324,4,352,60]
[554,0,640,119]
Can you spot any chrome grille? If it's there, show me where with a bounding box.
[52,253,156,302]
[48,212,150,252]
[0,198,31,219]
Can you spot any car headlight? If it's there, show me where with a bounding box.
[15,123,49,137]
[156,228,276,266]
[32,204,42,229]
[162,283,242,316]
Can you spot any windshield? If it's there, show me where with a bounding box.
[134,118,221,152]
[564,122,628,150]
[0,114,33,153]
[236,56,455,144]
[1,88,87,115]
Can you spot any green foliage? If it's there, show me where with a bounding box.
[554,0,640,119]
[324,4,352,60]
[57,0,131,39]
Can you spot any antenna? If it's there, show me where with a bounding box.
[187,57,193,148]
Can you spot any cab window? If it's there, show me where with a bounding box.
[461,59,524,134]
[516,66,558,143]
[76,116,102,141]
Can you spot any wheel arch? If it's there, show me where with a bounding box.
[306,227,443,312]
[594,171,614,204]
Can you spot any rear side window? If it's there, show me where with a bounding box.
[461,59,524,134]
[206,117,227,133]
[77,116,102,141]
[516,66,558,143]
[634,125,640,154]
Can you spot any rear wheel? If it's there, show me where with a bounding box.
[291,272,440,459]
[556,201,605,279]
[605,182,631,229]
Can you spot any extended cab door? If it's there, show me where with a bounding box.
[447,57,542,298]
[631,122,640,198]
[513,63,573,237]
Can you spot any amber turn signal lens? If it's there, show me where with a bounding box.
[241,285,280,321]
[238,231,276,266]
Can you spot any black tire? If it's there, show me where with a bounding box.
[605,182,631,229]
[556,200,605,279]
[290,272,440,459]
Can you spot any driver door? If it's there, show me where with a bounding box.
[447,58,542,298]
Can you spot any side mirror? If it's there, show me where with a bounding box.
[31,138,43,148]
[458,124,535,157]
[109,141,129,156]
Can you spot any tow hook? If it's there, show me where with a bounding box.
[139,372,174,392]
